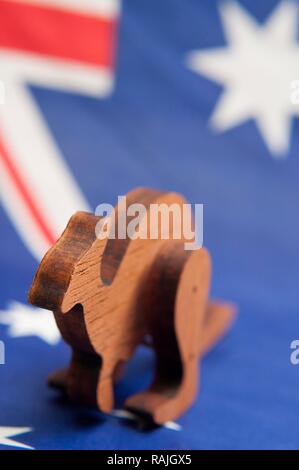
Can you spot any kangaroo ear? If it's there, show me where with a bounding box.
[28,211,99,312]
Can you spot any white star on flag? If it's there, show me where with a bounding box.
[187,0,299,157]
[0,301,60,345]
[0,427,33,449]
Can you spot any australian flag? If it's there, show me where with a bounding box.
[0,0,298,450]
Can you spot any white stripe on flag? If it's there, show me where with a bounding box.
[1,51,114,96]
[0,78,91,259]
[0,154,50,259]
[0,2,118,260]
[0,49,117,259]
[4,0,120,18]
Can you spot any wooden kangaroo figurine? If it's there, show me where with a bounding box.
[29,188,236,425]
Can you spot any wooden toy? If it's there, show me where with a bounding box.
[29,187,236,425]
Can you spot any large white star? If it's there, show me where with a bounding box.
[0,427,33,449]
[0,301,60,345]
[187,0,299,157]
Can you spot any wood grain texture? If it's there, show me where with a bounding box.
[29,187,236,425]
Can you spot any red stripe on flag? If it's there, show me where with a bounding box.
[0,134,56,246]
[0,0,116,67]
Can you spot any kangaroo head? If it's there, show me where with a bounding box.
[28,211,99,313]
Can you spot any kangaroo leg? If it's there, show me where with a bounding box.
[48,350,102,407]
[125,244,211,424]
[96,359,117,413]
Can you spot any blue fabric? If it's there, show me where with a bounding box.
[0,0,299,450]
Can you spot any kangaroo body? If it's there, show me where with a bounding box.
[29,188,235,424]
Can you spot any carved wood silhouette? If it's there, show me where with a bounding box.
[29,188,236,425]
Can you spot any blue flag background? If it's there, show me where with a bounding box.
[0,0,299,449]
